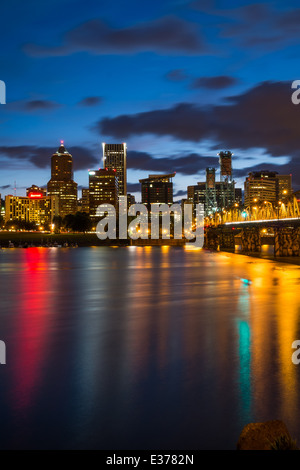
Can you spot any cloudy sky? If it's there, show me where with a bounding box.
[1,0,300,200]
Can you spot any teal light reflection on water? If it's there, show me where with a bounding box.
[236,284,252,426]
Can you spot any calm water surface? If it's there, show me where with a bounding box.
[0,246,300,449]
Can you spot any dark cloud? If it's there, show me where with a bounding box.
[234,5,300,49]
[127,183,140,193]
[98,103,211,142]
[97,81,300,184]
[0,185,11,190]
[174,189,187,198]
[0,145,98,171]
[24,100,61,111]
[78,96,103,107]
[7,99,61,113]
[190,2,300,51]
[190,75,238,90]
[234,162,300,190]
[165,69,188,82]
[24,16,207,57]
[189,0,216,12]
[128,150,219,176]
[98,81,297,153]
[276,8,300,33]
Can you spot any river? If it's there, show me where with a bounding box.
[0,246,300,449]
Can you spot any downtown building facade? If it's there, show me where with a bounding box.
[140,173,175,209]
[47,142,78,219]
[102,143,127,197]
[79,142,127,218]
[81,188,90,214]
[5,193,59,225]
[88,169,119,219]
[187,181,237,215]
[187,152,238,216]
[244,171,292,207]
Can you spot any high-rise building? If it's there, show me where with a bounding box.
[244,171,293,207]
[187,184,206,207]
[205,168,217,213]
[81,188,90,214]
[89,169,119,219]
[102,143,127,196]
[47,142,78,219]
[26,185,46,197]
[188,181,235,216]
[188,152,236,215]
[127,193,136,208]
[234,188,243,205]
[140,174,175,209]
[5,194,59,225]
[277,175,292,200]
[218,151,233,180]
[244,171,282,207]
[218,151,234,209]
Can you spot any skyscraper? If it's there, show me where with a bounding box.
[89,169,119,219]
[140,173,175,209]
[81,188,90,214]
[26,185,46,197]
[244,171,278,207]
[205,168,217,213]
[244,171,293,207]
[47,142,78,219]
[5,194,58,225]
[102,143,127,196]
[188,181,236,216]
[218,151,234,209]
[277,175,292,200]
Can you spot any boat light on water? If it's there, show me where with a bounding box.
[240,278,252,285]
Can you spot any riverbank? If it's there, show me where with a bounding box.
[0,232,128,247]
[220,247,300,266]
[0,232,185,248]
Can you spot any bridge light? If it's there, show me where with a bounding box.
[242,211,247,218]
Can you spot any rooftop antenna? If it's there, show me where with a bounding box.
[14,180,16,196]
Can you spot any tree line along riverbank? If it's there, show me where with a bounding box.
[0,232,185,247]
[0,232,129,247]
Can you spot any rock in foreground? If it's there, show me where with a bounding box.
[237,420,298,450]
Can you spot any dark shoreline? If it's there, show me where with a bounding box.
[219,248,300,267]
[0,231,127,247]
[0,232,185,248]
[2,232,300,265]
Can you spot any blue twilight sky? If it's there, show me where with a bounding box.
[1,0,300,200]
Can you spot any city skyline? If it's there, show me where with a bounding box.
[1,0,300,201]
[0,140,292,201]
[2,0,300,452]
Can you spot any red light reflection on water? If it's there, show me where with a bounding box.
[11,248,54,411]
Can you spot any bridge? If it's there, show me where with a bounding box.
[204,191,300,257]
